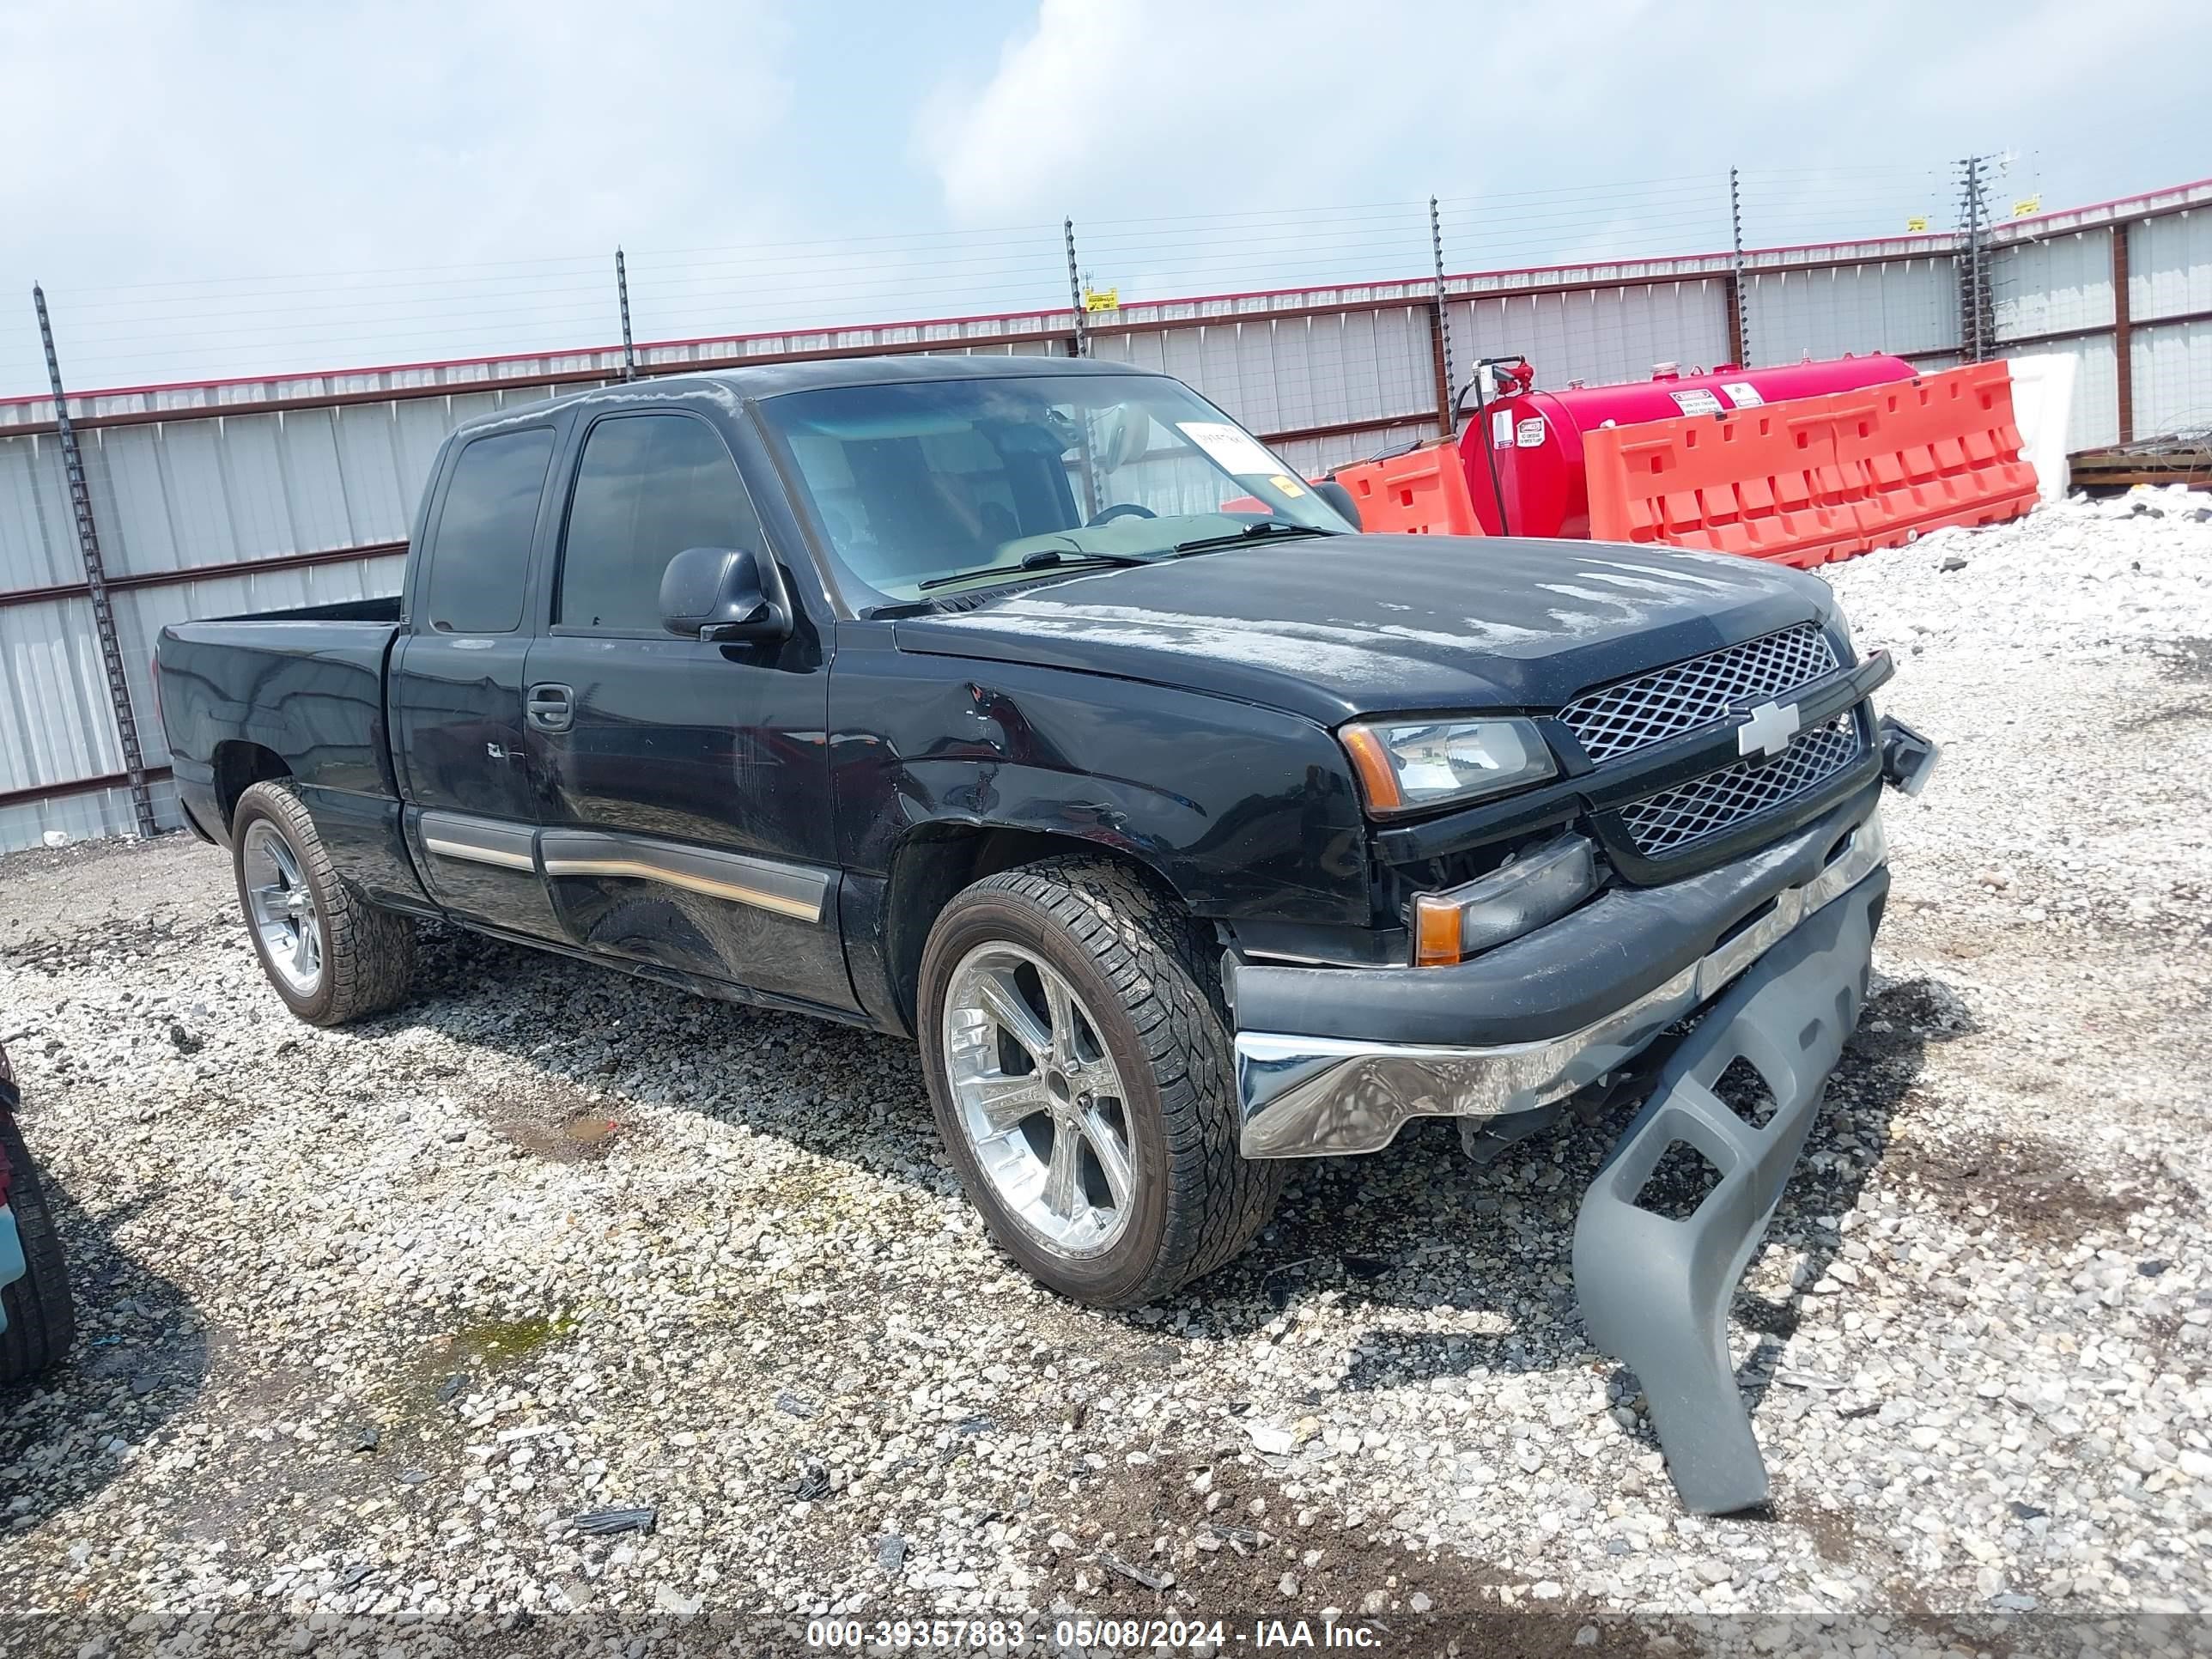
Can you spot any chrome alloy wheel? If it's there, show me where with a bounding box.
[941,942,1136,1258]
[241,817,323,996]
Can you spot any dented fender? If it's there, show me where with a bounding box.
[826,630,1372,927]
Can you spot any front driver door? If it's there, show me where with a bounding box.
[523,408,855,1016]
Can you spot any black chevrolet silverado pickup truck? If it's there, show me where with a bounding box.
[156,356,1937,1511]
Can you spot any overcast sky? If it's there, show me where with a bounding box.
[1,0,2203,394]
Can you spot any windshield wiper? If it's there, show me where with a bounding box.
[1168,520,1336,556]
[917,548,1154,592]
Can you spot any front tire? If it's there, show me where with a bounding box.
[918,857,1282,1309]
[231,781,415,1026]
[0,1110,75,1384]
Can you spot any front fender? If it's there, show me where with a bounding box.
[829,635,1370,926]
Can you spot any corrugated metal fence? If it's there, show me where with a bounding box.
[4,177,2209,853]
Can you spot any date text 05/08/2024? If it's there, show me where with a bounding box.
[804,1617,1386,1650]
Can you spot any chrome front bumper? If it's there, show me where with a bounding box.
[1234,812,1887,1158]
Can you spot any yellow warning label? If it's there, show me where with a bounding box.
[1083,287,1119,313]
[2011,196,2041,218]
[1905,216,1929,233]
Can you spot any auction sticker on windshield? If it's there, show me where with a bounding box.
[1176,421,1283,477]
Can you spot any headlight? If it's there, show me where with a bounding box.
[1340,717,1556,817]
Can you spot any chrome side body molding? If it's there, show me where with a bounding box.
[538,830,830,923]
[419,811,538,872]
[413,811,830,923]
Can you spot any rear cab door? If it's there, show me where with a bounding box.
[520,389,856,1016]
[388,410,570,939]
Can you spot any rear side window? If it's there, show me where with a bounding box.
[422,428,555,634]
[557,413,763,632]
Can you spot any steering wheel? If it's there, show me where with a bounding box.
[1086,503,1157,526]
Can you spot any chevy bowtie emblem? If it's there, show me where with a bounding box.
[1737,700,1802,761]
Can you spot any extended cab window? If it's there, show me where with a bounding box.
[557,413,763,632]
[422,428,555,634]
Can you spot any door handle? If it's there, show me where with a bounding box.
[526,683,575,733]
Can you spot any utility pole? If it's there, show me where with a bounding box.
[1063,218,1090,359]
[1729,167,1752,368]
[1956,156,1994,363]
[1430,196,1455,435]
[34,284,158,839]
[616,247,636,380]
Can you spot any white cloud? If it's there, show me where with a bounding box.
[0,0,798,386]
[3,0,796,271]
[916,0,1419,223]
[918,0,2208,236]
[3,0,2203,392]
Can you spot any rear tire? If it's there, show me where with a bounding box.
[918,857,1282,1309]
[0,1111,75,1384]
[231,781,415,1026]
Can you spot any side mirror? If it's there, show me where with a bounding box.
[1314,478,1363,532]
[659,546,790,644]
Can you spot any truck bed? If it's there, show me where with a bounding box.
[155,599,406,841]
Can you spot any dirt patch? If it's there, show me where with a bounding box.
[1887,1127,2141,1247]
[2150,635,2212,685]
[496,1105,629,1163]
[465,1076,637,1163]
[1783,1495,1862,1565]
[1030,1459,1651,1656]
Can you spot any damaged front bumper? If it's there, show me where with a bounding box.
[1576,859,1884,1511]
[1229,716,1936,1513]
[1232,804,1888,1159]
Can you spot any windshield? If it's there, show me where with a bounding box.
[757,374,1352,604]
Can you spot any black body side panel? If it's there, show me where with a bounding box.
[827,629,1373,928]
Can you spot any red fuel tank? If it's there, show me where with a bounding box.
[1462,355,1918,538]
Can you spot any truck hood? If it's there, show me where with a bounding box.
[890,533,1833,724]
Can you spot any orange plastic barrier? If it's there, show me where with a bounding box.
[1328,441,1485,537]
[1583,362,2037,567]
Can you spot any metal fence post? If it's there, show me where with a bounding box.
[1956,156,1993,363]
[616,247,637,380]
[1430,196,1456,436]
[33,284,158,839]
[1063,218,1090,359]
[1729,167,1752,368]
[2111,223,2134,443]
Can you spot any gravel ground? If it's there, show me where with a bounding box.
[1,488,2208,1657]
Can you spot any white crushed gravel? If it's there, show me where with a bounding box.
[0,487,2208,1656]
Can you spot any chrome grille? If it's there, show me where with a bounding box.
[1617,716,1862,856]
[1558,623,1838,763]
